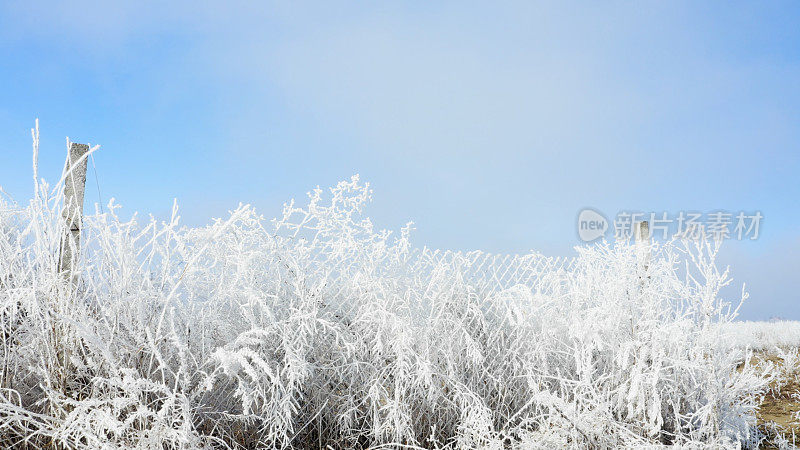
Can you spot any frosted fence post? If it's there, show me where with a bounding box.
[634,220,650,245]
[634,220,650,283]
[58,143,89,283]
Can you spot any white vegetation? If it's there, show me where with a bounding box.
[718,321,800,351]
[0,133,777,448]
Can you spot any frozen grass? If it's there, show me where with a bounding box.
[0,131,779,448]
[718,321,800,351]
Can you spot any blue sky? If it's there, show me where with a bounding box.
[0,1,798,319]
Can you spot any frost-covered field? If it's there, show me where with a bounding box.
[719,321,800,350]
[0,145,785,448]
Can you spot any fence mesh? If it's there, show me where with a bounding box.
[0,177,766,448]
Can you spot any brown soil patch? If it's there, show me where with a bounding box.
[745,352,800,447]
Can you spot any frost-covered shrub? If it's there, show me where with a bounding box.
[0,136,774,448]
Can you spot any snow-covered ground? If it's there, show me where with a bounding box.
[719,320,800,350]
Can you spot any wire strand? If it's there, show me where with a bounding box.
[90,152,104,214]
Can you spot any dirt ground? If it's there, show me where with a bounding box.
[748,352,800,448]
